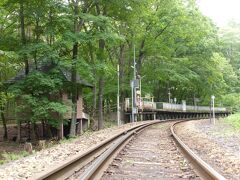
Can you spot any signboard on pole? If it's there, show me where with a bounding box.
[182,100,186,112]
[211,95,215,125]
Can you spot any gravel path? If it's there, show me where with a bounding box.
[0,121,147,180]
[102,122,198,179]
[175,119,240,180]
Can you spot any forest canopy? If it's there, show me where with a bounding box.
[0,0,239,138]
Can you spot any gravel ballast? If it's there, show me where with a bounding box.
[175,119,240,179]
[0,121,148,180]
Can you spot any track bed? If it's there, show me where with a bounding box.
[102,122,199,179]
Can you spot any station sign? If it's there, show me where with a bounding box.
[131,79,139,88]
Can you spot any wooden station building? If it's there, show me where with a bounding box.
[4,61,93,140]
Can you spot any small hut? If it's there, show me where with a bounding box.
[4,61,92,140]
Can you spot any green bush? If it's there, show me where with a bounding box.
[225,113,240,129]
[222,93,240,112]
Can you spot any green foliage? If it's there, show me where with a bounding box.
[221,93,240,112]
[0,0,240,128]
[10,71,68,127]
[0,82,14,115]
[21,72,63,96]
[225,113,240,129]
[0,151,29,165]
[0,91,13,108]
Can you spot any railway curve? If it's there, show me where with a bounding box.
[33,119,226,180]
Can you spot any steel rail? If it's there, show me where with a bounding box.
[78,121,161,179]
[33,119,227,180]
[171,120,226,180]
[83,119,227,180]
[32,120,161,180]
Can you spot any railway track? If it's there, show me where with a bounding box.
[33,120,226,180]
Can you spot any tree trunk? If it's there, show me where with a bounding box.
[31,122,36,141]
[17,120,21,143]
[87,42,97,127]
[90,49,97,118]
[70,42,78,137]
[97,35,105,130]
[34,18,40,70]
[69,0,79,137]
[137,39,145,75]
[76,87,82,135]
[119,44,125,122]
[19,0,29,75]
[98,76,104,129]
[27,121,31,141]
[58,120,64,140]
[48,7,53,47]
[93,84,97,117]
[46,124,52,138]
[1,111,8,141]
[96,3,106,130]
[41,120,45,138]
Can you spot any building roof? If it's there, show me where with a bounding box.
[6,61,93,88]
[60,68,93,88]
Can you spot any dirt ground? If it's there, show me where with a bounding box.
[0,142,24,152]
[0,142,25,161]
[0,121,112,164]
[175,119,240,180]
[0,121,148,179]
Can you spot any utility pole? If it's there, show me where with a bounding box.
[131,45,138,123]
[210,101,212,123]
[211,95,215,125]
[134,45,136,80]
[194,93,196,110]
[131,80,134,122]
[168,87,174,103]
[168,88,171,103]
[117,65,120,126]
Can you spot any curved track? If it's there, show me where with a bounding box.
[33,120,161,180]
[33,119,226,180]
[171,120,226,180]
[101,121,197,179]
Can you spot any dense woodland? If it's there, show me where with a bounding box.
[0,0,240,140]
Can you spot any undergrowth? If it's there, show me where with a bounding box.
[224,113,240,129]
[0,151,29,165]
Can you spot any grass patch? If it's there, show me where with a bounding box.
[104,120,116,128]
[224,113,240,129]
[59,136,77,144]
[0,151,29,165]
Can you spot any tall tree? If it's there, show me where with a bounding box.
[95,1,106,130]
[69,0,79,137]
[19,0,29,75]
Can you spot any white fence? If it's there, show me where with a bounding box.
[156,102,227,112]
[125,98,227,112]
